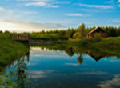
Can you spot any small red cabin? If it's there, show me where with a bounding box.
[86,27,108,38]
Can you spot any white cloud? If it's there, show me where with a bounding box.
[24,1,59,8]
[17,0,49,1]
[0,20,66,32]
[25,2,59,8]
[78,3,114,9]
[17,0,59,8]
[112,19,120,22]
[66,13,90,17]
[47,4,59,8]
[67,14,83,17]
[0,7,4,11]
[23,11,38,14]
[25,2,46,6]
[0,6,14,19]
[119,0,120,2]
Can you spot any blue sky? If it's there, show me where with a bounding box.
[0,0,120,31]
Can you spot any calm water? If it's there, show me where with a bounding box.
[1,46,120,88]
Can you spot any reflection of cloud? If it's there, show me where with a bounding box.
[109,60,118,62]
[65,63,79,66]
[78,71,108,75]
[98,74,120,88]
[28,70,54,78]
[30,47,69,59]
[27,63,38,66]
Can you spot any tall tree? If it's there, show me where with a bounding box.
[77,23,85,38]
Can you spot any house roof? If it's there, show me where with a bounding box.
[88,27,105,34]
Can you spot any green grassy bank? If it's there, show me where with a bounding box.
[64,37,120,56]
[34,37,120,59]
[0,34,28,70]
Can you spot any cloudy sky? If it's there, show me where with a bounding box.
[0,0,120,32]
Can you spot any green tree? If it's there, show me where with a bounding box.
[73,33,82,39]
[66,28,75,38]
[77,23,85,37]
[4,30,10,34]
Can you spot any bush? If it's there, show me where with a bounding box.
[73,33,82,39]
[4,30,10,34]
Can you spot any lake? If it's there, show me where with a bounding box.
[1,46,120,88]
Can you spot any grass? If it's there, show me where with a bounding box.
[0,34,28,71]
[30,33,67,41]
[65,37,120,57]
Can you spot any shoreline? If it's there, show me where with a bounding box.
[0,34,29,71]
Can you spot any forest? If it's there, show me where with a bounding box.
[30,23,120,41]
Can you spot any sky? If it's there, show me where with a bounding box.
[0,0,120,32]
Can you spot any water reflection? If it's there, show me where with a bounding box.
[77,54,83,64]
[32,46,120,64]
[1,45,120,88]
[0,51,30,88]
[17,57,27,87]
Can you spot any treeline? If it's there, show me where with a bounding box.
[1,23,120,40]
[30,23,120,40]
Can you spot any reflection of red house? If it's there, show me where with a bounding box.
[86,27,108,38]
[86,50,106,62]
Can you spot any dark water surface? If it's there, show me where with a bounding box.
[1,46,120,88]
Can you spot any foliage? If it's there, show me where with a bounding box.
[29,23,120,41]
[36,37,120,58]
[66,28,75,38]
[73,33,82,39]
[77,23,85,37]
[0,33,28,70]
[0,75,18,87]
[4,30,10,34]
[30,33,67,41]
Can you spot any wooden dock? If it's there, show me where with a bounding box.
[11,34,30,42]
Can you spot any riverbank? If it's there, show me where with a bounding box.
[31,37,120,58]
[32,37,120,59]
[30,36,120,51]
[0,34,29,71]
[61,37,120,57]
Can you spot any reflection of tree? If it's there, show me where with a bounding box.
[65,47,74,57]
[0,51,30,88]
[35,45,120,60]
[15,51,30,88]
[17,56,28,88]
[26,51,30,62]
[77,54,83,64]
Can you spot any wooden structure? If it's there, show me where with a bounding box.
[86,27,108,38]
[11,34,30,41]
